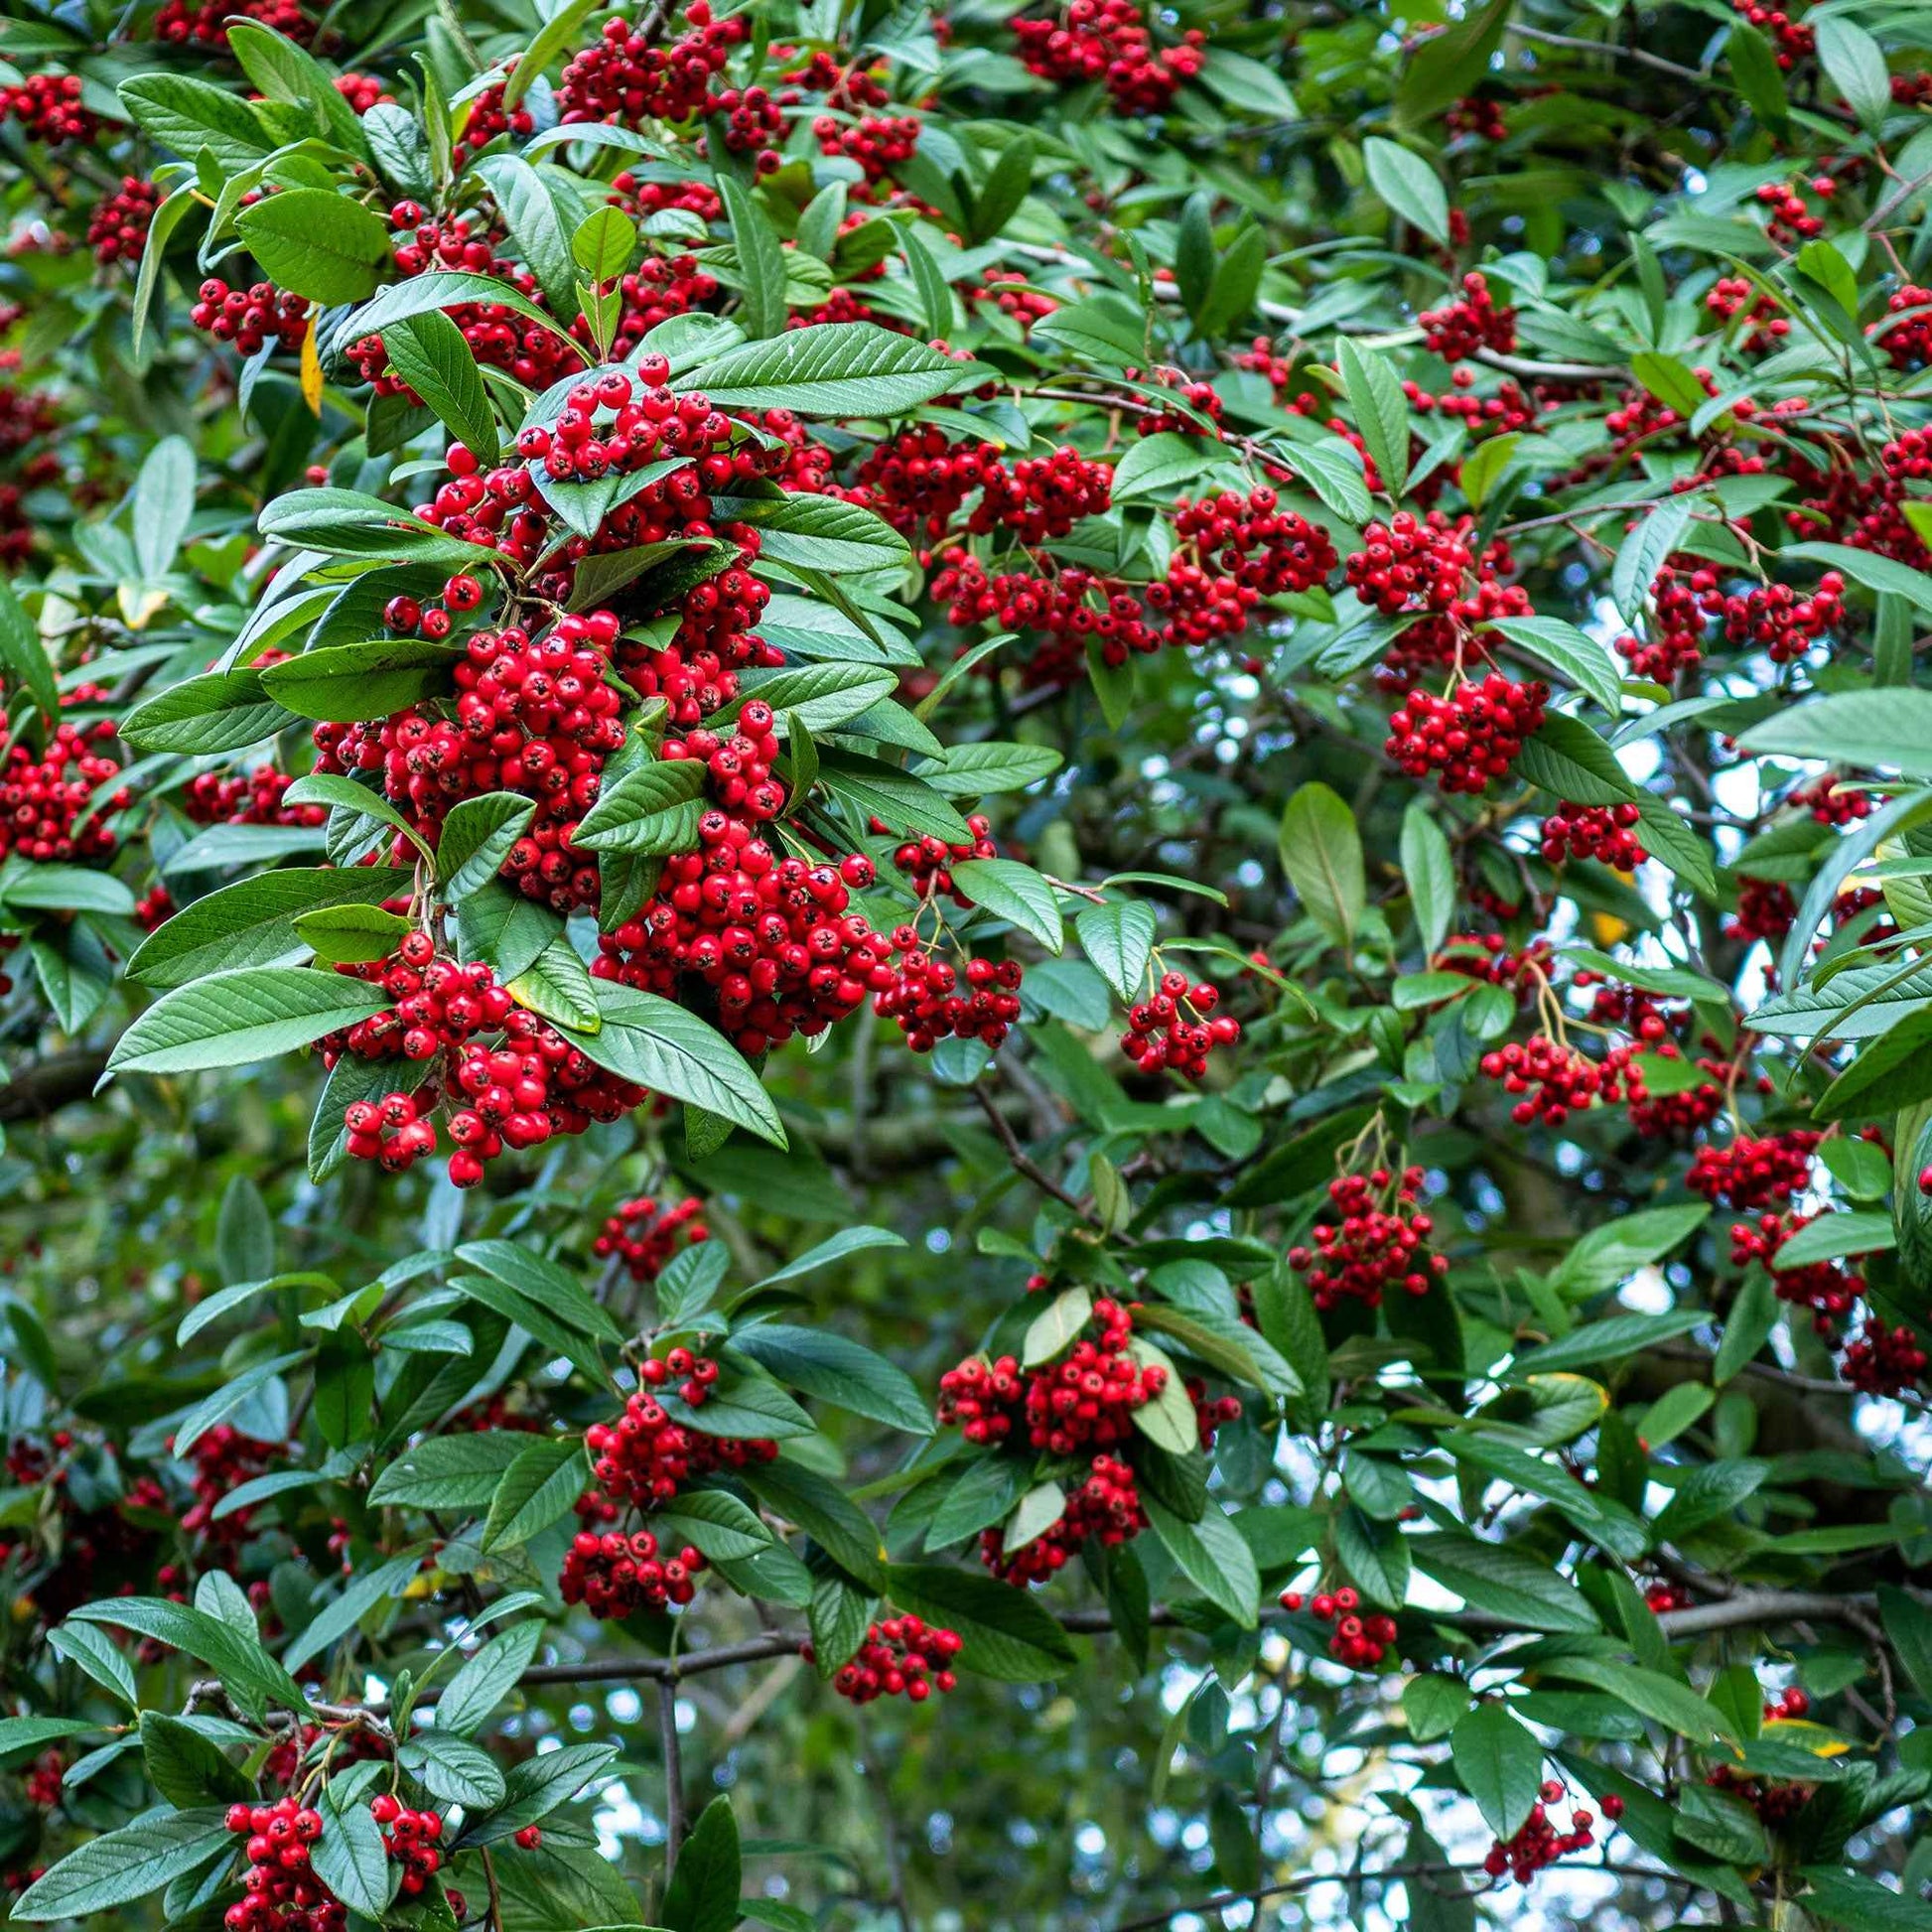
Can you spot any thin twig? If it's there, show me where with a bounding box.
[658,1679,685,1884]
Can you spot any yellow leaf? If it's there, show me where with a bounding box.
[299,314,323,416]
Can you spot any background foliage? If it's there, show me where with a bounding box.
[1,0,1932,1925]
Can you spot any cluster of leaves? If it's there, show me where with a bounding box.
[2,0,1932,1924]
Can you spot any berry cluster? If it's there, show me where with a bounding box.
[1840,1319,1927,1397]
[315,615,626,913]
[1482,1781,1619,1885]
[1789,774,1868,825]
[891,814,999,903]
[1707,276,1792,355]
[453,80,534,161]
[561,1522,708,1617]
[1447,94,1508,141]
[1419,272,1517,360]
[1478,1034,1637,1128]
[1120,971,1240,1079]
[176,1423,284,1542]
[1686,1131,1819,1211]
[1345,511,1475,616]
[1012,0,1204,112]
[593,828,890,1058]
[1156,487,1338,648]
[805,1616,964,1704]
[1879,285,1932,371]
[813,112,924,187]
[594,1195,711,1282]
[1384,674,1548,795]
[1289,1168,1447,1310]
[1707,1687,1812,1823]
[1,698,128,865]
[190,278,312,355]
[874,942,1025,1052]
[183,765,324,828]
[1434,932,1554,1002]
[1031,1297,1166,1454]
[1730,1211,1864,1334]
[367,1796,443,1899]
[86,177,160,266]
[1280,1585,1400,1667]
[931,550,1155,686]
[1715,573,1845,663]
[1538,800,1646,870]
[327,940,645,1186]
[0,74,96,145]
[1726,875,1797,945]
[333,73,393,114]
[222,1795,335,1932]
[587,1353,778,1506]
[151,0,312,46]
[555,4,748,127]
[981,1454,1144,1584]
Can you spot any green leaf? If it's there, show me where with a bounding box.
[118,74,271,168]
[380,311,500,460]
[283,1549,423,1672]
[1820,1007,1932,1118]
[140,1712,254,1807]
[970,134,1035,244]
[1412,1534,1599,1633]
[1335,337,1411,498]
[1816,17,1891,129]
[882,1562,1079,1680]
[1278,781,1364,946]
[652,1489,779,1563]
[107,967,388,1077]
[259,487,498,570]
[1798,1868,1932,1932]
[312,1779,392,1918]
[917,741,1064,797]
[464,1740,619,1845]
[674,323,968,415]
[483,1438,591,1552]
[367,1432,533,1510]
[1738,690,1932,777]
[1363,136,1449,246]
[12,1808,234,1922]
[1514,713,1640,805]
[1395,0,1511,128]
[1767,1211,1894,1268]
[557,982,782,1146]
[1449,1703,1543,1840]
[661,1794,741,1932]
[741,1458,885,1587]
[573,756,708,855]
[1073,897,1156,1002]
[456,1240,624,1342]
[717,490,909,574]
[437,792,537,900]
[261,638,464,723]
[1544,1657,1736,1742]
[119,668,296,754]
[948,857,1063,954]
[129,868,414,990]
[718,175,785,341]
[435,1621,546,1736]
[70,1600,305,1719]
[236,190,393,305]
[1488,616,1623,717]
[1715,1268,1778,1386]
[399,1733,506,1810]
[730,1324,932,1435]
[1400,799,1454,954]
[1146,1495,1261,1626]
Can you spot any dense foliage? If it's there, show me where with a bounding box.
[2,0,1932,1925]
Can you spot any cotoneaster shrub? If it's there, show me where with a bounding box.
[0,0,1929,1926]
